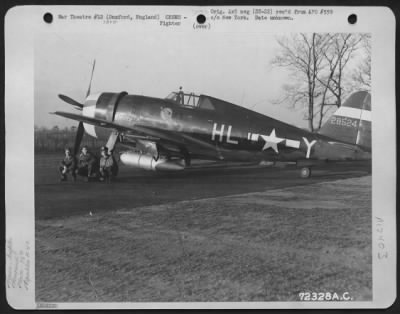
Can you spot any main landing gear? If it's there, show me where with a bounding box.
[296,160,320,178]
[299,166,312,178]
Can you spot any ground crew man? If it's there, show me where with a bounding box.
[59,147,76,181]
[75,146,97,181]
[177,86,184,105]
[99,146,117,182]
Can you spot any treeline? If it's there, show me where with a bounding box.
[35,126,102,153]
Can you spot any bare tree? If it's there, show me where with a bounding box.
[272,33,330,132]
[273,33,366,131]
[351,34,371,91]
[316,34,364,129]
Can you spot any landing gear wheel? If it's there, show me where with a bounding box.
[300,167,312,178]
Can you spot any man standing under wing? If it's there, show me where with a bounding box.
[99,146,117,182]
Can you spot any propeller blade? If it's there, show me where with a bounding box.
[74,122,85,155]
[58,94,84,108]
[86,59,96,97]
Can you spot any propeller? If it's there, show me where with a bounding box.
[74,121,85,155]
[58,59,96,156]
[86,59,96,97]
[58,94,83,110]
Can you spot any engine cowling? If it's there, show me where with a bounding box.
[82,92,128,138]
[120,151,185,171]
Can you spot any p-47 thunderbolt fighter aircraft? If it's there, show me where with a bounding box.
[53,73,371,178]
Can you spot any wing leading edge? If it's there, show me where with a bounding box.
[51,111,220,152]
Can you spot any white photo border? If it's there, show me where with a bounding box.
[5,5,396,309]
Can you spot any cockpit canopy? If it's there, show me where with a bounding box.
[165,91,215,110]
[165,91,200,107]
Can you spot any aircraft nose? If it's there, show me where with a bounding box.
[82,93,102,137]
[82,92,128,137]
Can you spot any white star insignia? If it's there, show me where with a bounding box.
[260,129,285,153]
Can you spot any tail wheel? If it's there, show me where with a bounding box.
[300,167,312,178]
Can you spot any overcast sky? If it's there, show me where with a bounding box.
[35,31,314,129]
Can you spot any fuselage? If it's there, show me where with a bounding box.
[82,92,370,163]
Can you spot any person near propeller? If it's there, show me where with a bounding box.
[99,146,118,182]
[75,146,98,181]
[59,147,76,181]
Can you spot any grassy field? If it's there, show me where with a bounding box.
[36,175,371,302]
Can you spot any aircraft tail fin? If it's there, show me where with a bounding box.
[319,91,371,151]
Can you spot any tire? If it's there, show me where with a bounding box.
[300,167,311,178]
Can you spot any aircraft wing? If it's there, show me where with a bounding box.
[52,111,187,143]
[53,111,157,138]
[52,111,220,152]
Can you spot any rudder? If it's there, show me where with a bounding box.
[319,91,371,151]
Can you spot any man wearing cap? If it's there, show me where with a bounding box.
[59,147,76,181]
[99,146,117,182]
[75,146,97,181]
[177,86,184,105]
